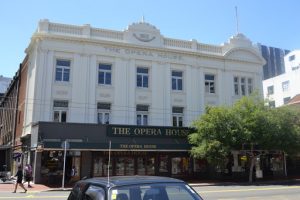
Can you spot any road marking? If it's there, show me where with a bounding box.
[200,185,300,193]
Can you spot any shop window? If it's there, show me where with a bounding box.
[171,157,189,175]
[137,157,155,175]
[193,159,207,173]
[159,155,169,173]
[93,157,112,177]
[115,157,134,176]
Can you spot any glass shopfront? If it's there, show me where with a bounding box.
[92,151,192,178]
[40,150,80,184]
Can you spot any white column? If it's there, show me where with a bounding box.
[87,55,97,123]
[186,65,202,125]
[151,62,165,126]
[164,63,171,126]
[70,54,89,122]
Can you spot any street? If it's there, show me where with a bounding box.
[0,183,300,199]
[195,184,300,200]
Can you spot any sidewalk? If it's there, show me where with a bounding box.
[0,180,72,192]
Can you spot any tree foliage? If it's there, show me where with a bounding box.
[189,94,300,167]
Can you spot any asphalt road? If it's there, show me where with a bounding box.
[0,184,299,199]
[195,184,300,200]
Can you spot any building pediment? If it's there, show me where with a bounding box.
[124,21,163,47]
[225,48,266,64]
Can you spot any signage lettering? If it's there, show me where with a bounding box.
[107,125,192,138]
[104,46,183,61]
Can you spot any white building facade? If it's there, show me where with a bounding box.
[24,19,264,133]
[263,50,300,107]
[19,19,265,183]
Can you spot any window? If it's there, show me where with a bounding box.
[267,85,274,95]
[282,81,289,92]
[172,107,183,127]
[289,55,295,61]
[248,78,253,94]
[234,76,253,96]
[241,77,246,96]
[53,100,68,122]
[172,71,183,91]
[269,100,275,108]
[136,105,148,125]
[97,103,110,124]
[205,74,215,94]
[137,67,149,88]
[98,64,112,85]
[55,60,70,82]
[234,77,239,95]
[283,97,291,104]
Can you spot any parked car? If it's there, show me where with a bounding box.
[68,176,203,200]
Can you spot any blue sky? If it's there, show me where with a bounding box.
[1,0,299,77]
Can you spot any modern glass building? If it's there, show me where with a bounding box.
[257,44,290,80]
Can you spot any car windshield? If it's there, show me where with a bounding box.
[109,183,202,200]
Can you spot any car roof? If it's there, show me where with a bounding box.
[79,176,186,188]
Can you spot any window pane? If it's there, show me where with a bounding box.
[137,115,141,125]
[205,74,214,80]
[136,105,148,111]
[143,115,148,125]
[172,116,177,126]
[178,79,182,90]
[99,72,104,84]
[172,71,182,77]
[99,64,111,70]
[172,107,183,113]
[143,76,148,87]
[97,103,111,110]
[54,111,60,122]
[57,60,70,66]
[137,68,148,73]
[234,84,239,95]
[137,75,142,87]
[172,78,176,90]
[105,73,111,84]
[98,113,103,124]
[53,101,68,108]
[61,111,67,122]
[63,69,70,82]
[55,68,62,81]
[104,113,110,124]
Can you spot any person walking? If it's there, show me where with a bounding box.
[13,165,27,193]
[24,164,32,188]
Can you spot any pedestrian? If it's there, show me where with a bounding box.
[13,165,27,193]
[24,164,32,188]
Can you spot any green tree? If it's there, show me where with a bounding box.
[189,94,300,182]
